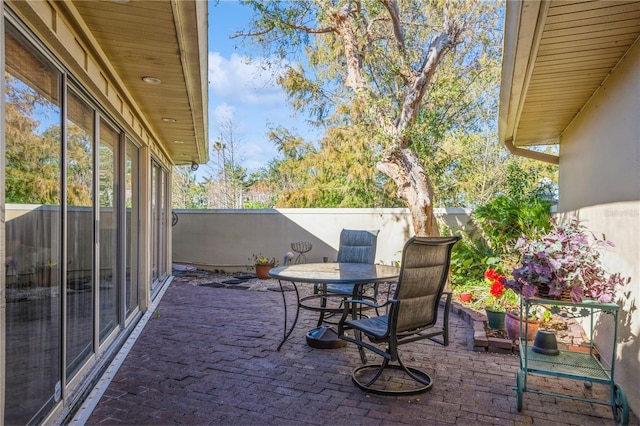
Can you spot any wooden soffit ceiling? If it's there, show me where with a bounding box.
[499,0,640,148]
[72,0,208,165]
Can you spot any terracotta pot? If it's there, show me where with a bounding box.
[459,292,472,303]
[255,264,274,280]
[505,311,541,341]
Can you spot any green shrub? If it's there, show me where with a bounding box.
[448,232,498,287]
[448,188,553,289]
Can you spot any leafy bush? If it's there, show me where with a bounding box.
[449,183,553,292]
[473,194,552,255]
[448,233,497,286]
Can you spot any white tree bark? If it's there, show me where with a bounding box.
[376,148,439,236]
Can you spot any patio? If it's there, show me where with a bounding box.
[75,270,637,425]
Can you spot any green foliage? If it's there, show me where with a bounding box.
[473,194,552,255]
[5,75,62,205]
[448,176,554,288]
[448,235,496,287]
[172,167,208,209]
[256,125,402,208]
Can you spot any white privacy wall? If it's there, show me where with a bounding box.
[171,208,471,271]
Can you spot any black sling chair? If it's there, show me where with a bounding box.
[338,235,461,395]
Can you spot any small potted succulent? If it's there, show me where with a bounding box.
[504,217,629,303]
[249,254,278,280]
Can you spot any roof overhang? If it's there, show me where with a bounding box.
[499,0,640,163]
[72,0,209,166]
[9,0,209,166]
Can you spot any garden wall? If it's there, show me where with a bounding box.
[170,208,472,272]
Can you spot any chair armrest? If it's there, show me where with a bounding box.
[338,298,395,327]
[342,299,386,309]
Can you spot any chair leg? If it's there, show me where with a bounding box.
[363,357,389,387]
[355,330,367,364]
[350,354,433,396]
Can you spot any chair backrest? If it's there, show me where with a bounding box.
[336,229,379,264]
[390,236,460,334]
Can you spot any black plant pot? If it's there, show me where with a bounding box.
[532,330,560,356]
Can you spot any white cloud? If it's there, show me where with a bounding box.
[211,103,235,123]
[208,52,287,106]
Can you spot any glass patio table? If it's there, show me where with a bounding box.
[269,262,399,351]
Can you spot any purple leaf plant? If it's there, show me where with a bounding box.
[504,217,629,303]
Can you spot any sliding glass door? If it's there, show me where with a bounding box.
[98,121,119,342]
[125,138,139,318]
[3,15,142,424]
[4,20,62,425]
[150,160,168,296]
[65,88,95,378]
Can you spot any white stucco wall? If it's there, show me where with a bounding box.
[171,208,471,271]
[559,41,640,414]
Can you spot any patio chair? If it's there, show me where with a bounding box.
[337,235,461,395]
[316,229,379,326]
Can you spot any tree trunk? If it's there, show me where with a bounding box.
[377,148,439,237]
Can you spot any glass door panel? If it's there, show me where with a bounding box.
[150,161,168,296]
[159,169,168,281]
[124,139,139,317]
[4,20,62,425]
[65,89,95,378]
[151,163,158,286]
[98,121,119,342]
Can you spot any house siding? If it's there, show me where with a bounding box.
[559,41,640,415]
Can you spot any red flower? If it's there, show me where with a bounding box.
[484,268,501,281]
[490,281,505,298]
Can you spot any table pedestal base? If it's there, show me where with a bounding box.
[305,326,348,349]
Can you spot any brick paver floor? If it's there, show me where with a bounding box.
[83,277,638,425]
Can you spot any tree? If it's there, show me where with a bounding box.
[236,0,503,235]
[204,115,248,208]
[172,166,207,209]
[255,124,401,207]
[4,75,62,205]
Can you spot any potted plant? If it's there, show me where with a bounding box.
[481,268,518,330]
[504,217,629,303]
[249,254,278,280]
[505,306,544,341]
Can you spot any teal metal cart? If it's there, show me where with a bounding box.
[515,298,629,425]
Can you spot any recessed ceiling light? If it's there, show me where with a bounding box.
[162,118,176,122]
[142,76,162,84]
[173,140,184,144]
[111,0,131,4]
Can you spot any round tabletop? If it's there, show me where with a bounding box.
[269,262,399,284]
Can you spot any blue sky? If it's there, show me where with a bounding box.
[207,1,320,175]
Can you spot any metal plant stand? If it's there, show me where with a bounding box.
[516,297,629,425]
[291,241,312,264]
